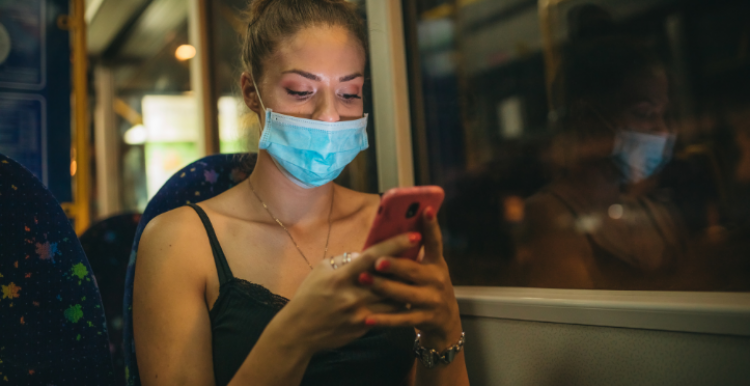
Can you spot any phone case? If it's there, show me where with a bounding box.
[362,186,445,260]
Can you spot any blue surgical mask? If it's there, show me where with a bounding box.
[612,130,675,183]
[253,79,369,188]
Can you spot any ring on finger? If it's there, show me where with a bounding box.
[330,251,357,270]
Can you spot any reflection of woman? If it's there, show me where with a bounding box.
[133,1,469,385]
[517,37,688,289]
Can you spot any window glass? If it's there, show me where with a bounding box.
[405,0,750,290]
[107,0,195,212]
[209,0,258,155]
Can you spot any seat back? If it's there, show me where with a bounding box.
[122,153,254,386]
[80,212,142,386]
[0,154,115,385]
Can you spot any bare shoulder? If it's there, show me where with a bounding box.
[139,206,205,252]
[136,205,214,282]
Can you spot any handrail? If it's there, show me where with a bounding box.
[455,286,750,337]
[71,0,91,235]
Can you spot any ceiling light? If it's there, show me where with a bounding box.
[175,44,196,61]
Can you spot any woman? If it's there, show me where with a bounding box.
[133,1,469,385]
[516,35,688,289]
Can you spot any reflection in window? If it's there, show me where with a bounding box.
[406,0,750,290]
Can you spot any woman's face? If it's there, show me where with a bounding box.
[566,69,672,168]
[243,25,366,123]
[609,69,671,135]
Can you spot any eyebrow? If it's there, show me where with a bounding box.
[339,73,363,82]
[282,69,363,82]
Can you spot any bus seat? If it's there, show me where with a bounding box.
[0,153,115,385]
[122,153,254,386]
[80,212,142,386]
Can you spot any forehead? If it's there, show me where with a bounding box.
[271,25,366,76]
[618,70,669,105]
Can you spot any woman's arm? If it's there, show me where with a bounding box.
[133,208,219,386]
[134,208,315,386]
[135,207,419,386]
[230,235,420,385]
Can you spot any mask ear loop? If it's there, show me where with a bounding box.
[251,75,267,113]
[251,74,271,140]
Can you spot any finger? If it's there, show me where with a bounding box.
[373,256,440,286]
[421,207,444,264]
[340,233,420,276]
[353,285,386,304]
[328,251,363,270]
[367,301,405,314]
[416,247,425,263]
[365,310,432,328]
[338,281,384,308]
[369,275,440,308]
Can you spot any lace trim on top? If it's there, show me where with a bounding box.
[223,277,290,310]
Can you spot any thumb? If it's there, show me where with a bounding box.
[421,206,443,264]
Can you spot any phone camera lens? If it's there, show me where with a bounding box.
[405,202,420,218]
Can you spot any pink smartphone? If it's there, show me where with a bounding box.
[362,186,445,260]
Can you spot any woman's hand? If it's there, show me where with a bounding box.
[360,207,463,349]
[269,232,420,356]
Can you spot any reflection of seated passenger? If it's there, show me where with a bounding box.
[517,36,688,289]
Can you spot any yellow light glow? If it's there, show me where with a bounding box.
[504,195,525,223]
[70,160,77,176]
[175,44,196,61]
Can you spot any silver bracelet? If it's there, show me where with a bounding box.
[413,332,465,369]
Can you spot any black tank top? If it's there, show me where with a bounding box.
[187,203,415,386]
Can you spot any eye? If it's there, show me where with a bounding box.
[341,93,362,100]
[285,88,312,98]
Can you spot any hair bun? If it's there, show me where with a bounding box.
[242,0,367,79]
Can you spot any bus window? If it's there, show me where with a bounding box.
[404,0,750,290]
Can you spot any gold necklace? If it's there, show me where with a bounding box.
[247,180,334,270]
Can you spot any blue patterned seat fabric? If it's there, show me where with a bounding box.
[122,153,254,386]
[80,212,142,386]
[0,153,115,385]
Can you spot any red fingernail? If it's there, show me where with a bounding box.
[365,317,377,326]
[358,272,374,286]
[376,260,390,272]
[409,232,422,244]
[424,207,435,221]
